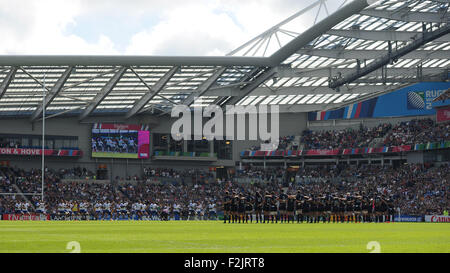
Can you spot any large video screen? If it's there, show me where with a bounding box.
[91,123,149,159]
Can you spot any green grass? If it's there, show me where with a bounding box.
[0,221,448,253]
[92,152,138,159]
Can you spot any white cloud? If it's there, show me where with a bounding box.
[0,0,345,56]
[0,0,119,54]
[125,4,248,56]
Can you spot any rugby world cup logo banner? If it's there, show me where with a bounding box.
[407,91,425,110]
[407,89,446,110]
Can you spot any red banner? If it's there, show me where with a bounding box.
[390,145,412,152]
[93,123,146,131]
[425,215,450,223]
[305,149,340,156]
[2,214,50,221]
[0,148,81,157]
[436,106,450,123]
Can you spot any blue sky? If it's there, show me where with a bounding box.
[0,0,343,56]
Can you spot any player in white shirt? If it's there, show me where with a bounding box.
[132,202,141,220]
[196,202,204,220]
[36,201,46,214]
[188,202,196,220]
[98,139,105,152]
[106,138,114,152]
[120,201,129,218]
[65,202,72,216]
[149,203,157,220]
[103,201,112,219]
[122,142,128,153]
[173,203,181,220]
[140,202,147,219]
[92,139,97,152]
[79,201,89,216]
[21,202,30,214]
[15,202,21,214]
[208,203,217,220]
[128,138,136,153]
[58,201,66,216]
[94,202,103,219]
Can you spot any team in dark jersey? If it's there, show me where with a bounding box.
[223,190,395,224]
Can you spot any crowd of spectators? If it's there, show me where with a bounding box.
[249,135,297,151]
[301,123,392,150]
[245,119,449,152]
[234,167,285,182]
[0,139,22,149]
[0,161,447,217]
[383,119,450,146]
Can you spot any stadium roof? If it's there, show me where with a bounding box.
[0,0,448,121]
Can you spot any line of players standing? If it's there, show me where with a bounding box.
[223,190,395,224]
[21,200,218,221]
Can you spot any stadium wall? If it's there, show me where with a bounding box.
[0,112,308,176]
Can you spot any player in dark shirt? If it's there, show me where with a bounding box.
[245,194,254,223]
[238,194,246,223]
[263,192,272,224]
[231,194,239,223]
[270,192,278,223]
[223,191,232,224]
[295,190,303,223]
[278,192,288,223]
[354,195,362,223]
[287,195,296,223]
[254,191,263,223]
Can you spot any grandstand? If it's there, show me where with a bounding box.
[0,0,449,254]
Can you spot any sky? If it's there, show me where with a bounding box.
[0,0,344,56]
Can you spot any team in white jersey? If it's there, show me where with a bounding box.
[10,199,219,221]
[14,201,31,214]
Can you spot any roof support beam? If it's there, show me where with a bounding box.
[0,67,17,100]
[30,66,74,122]
[181,67,227,106]
[327,29,450,42]
[125,66,179,119]
[329,24,450,89]
[268,0,372,64]
[360,9,448,23]
[221,67,278,106]
[0,55,272,67]
[296,49,449,59]
[276,66,447,78]
[79,67,127,120]
[206,84,410,97]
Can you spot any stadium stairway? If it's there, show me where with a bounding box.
[369,137,386,148]
[12,184,36,211]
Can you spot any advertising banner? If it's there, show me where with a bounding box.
[2,214,50,221]
[305,149,340,156]
[0,148,81,157]
[394,215,423,222]
[436,106,450,123]
[241,141,449,158]
[309,82,450,121]
[425,215,450,222]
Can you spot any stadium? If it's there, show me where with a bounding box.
[0,0,449,255]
